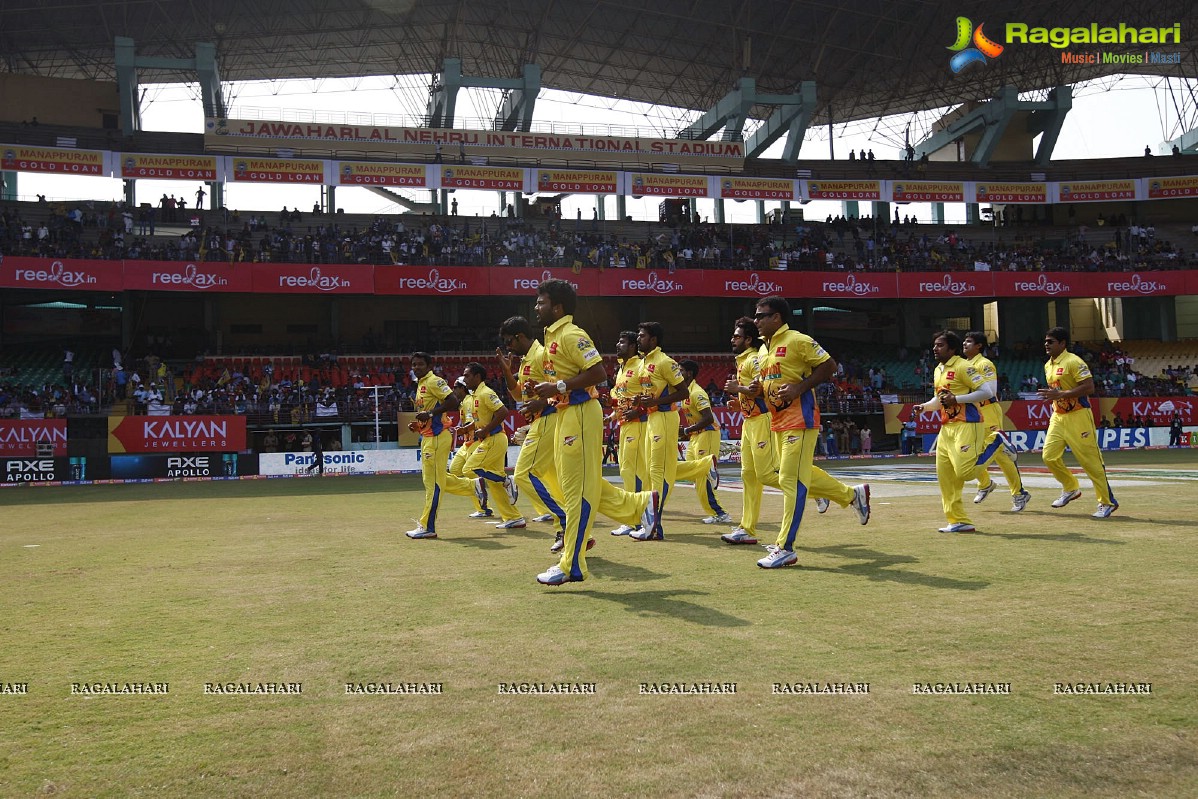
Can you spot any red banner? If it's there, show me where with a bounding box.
[251,263,374,294]
[108,415,247,453]
[714,271,803,298]
[0,257,123,291]
[889,397,1195,434]
[486,267,600,296]
[1100,397,1197,426]
[600,269,705,297]
[897,271,994,298]
[123,261,253,292]
[991,271,1188,298]
[0,258,1196,299]
[0,420,67,457]
[803,272,900,299]
[373,265,491,296]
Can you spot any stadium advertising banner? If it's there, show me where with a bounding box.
[487,267,600,296]
[718,177,797,201]
[438,165,526,191]
[109,453,248,479]
[992,271,1187,298]
[886,398,1194,436]
[0,420,67,457]
[0,257,123,292]
[123,261,253,293]
[373,265,491,296]
[2,258,1198,299]
[1054,179,1138,203]
[335,161,429,187]
[889,181,966,202]
[802,180,881,201]
[1144,175,1198,199]
[626,173,712,198]
[1,456,73,484]
[898,271,994,298]
[259,449,420,476]
[117,154,219,181]
[706,270,902,300]
[535,169,619,195]
[805,272,900,299]
[252,263,375,294]
[601,269,704,297]
[1,145,107,175]
[973,182,1047,203]
[108,415,247,453]
[226,156,328,184]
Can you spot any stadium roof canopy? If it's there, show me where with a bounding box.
[3,0,1196,127]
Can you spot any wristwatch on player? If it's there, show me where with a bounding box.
[556,379,568,394]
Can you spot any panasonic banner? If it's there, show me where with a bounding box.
[258,449,422,476]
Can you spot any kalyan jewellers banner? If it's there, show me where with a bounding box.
[108,415,247,453]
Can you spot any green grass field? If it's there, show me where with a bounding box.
[2,449,1196,798]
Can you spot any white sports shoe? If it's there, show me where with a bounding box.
[707,461,720,490]
[850,484,871,525]
[550,531,564,552]
[937,523,976,533]
[701,512,734,525]
[757,546,798,568]
[473,477,488,508]
[532,513,556,523]
[1051,488,1083,508]
[494,517,527,529]
[1011,490,1031,512]
[536,564,580,586]
[815,497,830,513]
[1092,501,1119,519]
[721,527,758,545]
[468,509,494,519]
[974,481,998,504]
[502,475,519,504]
[405,525,437,539]
[629,527,661,541]
[1001,435,1019,463]
[610,524,634,536]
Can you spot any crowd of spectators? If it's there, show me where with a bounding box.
[3,200,1195,274]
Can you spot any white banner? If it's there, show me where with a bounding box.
[259,449,420,476]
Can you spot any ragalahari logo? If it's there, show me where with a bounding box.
[948,16,1005,72]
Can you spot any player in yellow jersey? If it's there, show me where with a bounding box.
[532,280,659,585]
[962,331,1030,512]
[1038,327,1117,518]
[461,362,522,528]
[608,330,649,536]
[674,359,727,524]
[724,315,870,549]
[405,352,488,539]
[912,331,992,533]
[721,317,774,545]
[497,316,577,551]
[627,321,692,541]
[752,297,870,568]
[447,377,491,519]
